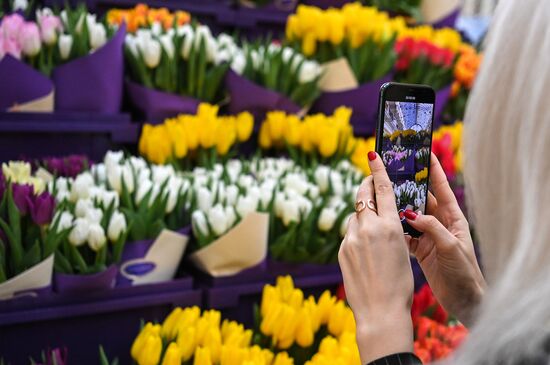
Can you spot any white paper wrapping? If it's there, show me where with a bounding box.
[0,254,54,300]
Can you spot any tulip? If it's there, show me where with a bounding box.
[13,0,28,11]
[179,25,194,59]
[89,23,107,51]
[136,31,161,68]
[55,211,74,233]
[281,200,300,226]
[68,218,90,246]
[192,210,210,238]
[177,326,197,362]
[298,60,321,84]
[12,183,34,215]
[107,164,135,194]
[161,342,182,365]
[340,213,352,237]
[317,290,336,325]
[207,204,228,237]
[107,211,127,242]
[273,352,294,365]
[0,37,22,59]
[87,223,107,251]
[193,347,212,365]
[71,172,94,201]
[225,206,237,230]
[236,195,258,219]
[30,191,56,225]
[159,33,175,59]
[327,300,347,337]
[136,333,162,365]
[197,187,213,212]
[161,307,183,340]
[2,14,25,41]
[318,207,338,232]
[236,112,254,142]
[19,23,42,57]
[230,51,245,75]
[39,15,62,45]
[2,161,31,183]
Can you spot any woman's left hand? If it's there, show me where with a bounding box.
[338,152,414,364]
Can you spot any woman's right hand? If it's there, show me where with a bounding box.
[405,153,486,327]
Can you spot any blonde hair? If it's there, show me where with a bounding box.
[450,1,550,363]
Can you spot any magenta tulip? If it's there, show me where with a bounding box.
[12,183,34,215]
[30,191,56,225]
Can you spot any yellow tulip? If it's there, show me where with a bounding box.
[2,161,32,183]
[260,301,283,336]
[342,308,356,334]
[260,285,280,318]
[273,305,298,349]
[303,296,321,332]
[177,326,197,362]
[136,333,162,365]
[283,115,302,146]
[302,33,317,57]
[165,120,188,158]
[318,125,339,158]
[161,307,183,340]
[295,308,314,348]
[216,121,237,156]
[161,342,182,365]
[194,347,213,365]
[182,115,200,150]
[203,327,222,364]
[318,336,340,357]
[327,300,347,337]
[317,290,336,325]
[276,275,295,302]
[236,111,254,142]
[259,122,272,149]
[220,345,247,365]
[273,352,294,365]
[199,119,218,149]
[197,103,219,120]
[287,289,304,310]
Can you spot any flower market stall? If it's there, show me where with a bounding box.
[0,0,481,363]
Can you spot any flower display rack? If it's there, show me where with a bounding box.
[0,112,138,162]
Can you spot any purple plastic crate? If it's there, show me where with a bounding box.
[0,112,138,162]
[0,279,200,365]
[204,271,342,326]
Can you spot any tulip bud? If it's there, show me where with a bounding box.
[13,0,28,11]
[135,179,153,206]
[55,211,74,233]
[89,23,107,51]
[281,200,300,226]
[75,198,94,218]
[68,218,90,246]
[39,15,62,46]
[138,31,161,68]
[314,166,330,193]
[85,207,103,224]
[207,204,228,237]
[19,22,41,57]
[298,60,321,83]
[236,194,258,219]
[197,187,213,212]
[58,34,73,60]
[71,172,94,201]
[161,342,182,365]
[318,207,338,232]
[179,25,194,60]
[107,211,127,242]
[225,206,237,230]
[192,210,210,238]
[159,33,175,59]
[87,223,106,251]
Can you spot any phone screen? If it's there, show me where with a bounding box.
[381,99,433,233]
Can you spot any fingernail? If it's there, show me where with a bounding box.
[368,151,377,161]
[404,209,418,220]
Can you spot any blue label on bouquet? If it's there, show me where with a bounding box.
[124,262,156,276]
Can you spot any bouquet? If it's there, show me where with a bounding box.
[107,4,190,33]
[235,41,322,108]
[0,162,65,283]
[125,24,238,103]
[259,107,354,168]
[49,172,129,275]
[446,46,482,120]
[99,152,190,242]
[0,12,46,68]
[139,103,254,169]
[286,4,405,84]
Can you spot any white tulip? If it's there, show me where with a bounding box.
[129,156,147,172]
[226,160,242,182]
[55,177,69,193]
[308,185,320,200]
[236,195,258,219]
[230,51,246,75]
[340,213,353,237]
[213,164,224,179]
[87,223,106,251]
[224,185,239,206]
[135,179,153,206]
[314,166,330,193]
[197,187,213,212]
[107,164,134,194]
[318,207,338,232]
[68,218,89,246]
[291,52,305,71]
[274,192,286,218]
[56,190,70,203]
[136,31,161,68]
[85,207,103,224]
[179,25,194,59]
[217,33,235,49]
[151,21,162,36]
[59,10,68,28]
[13,0,28,11]
[89,23,107,51]
[259,185,274,210]
[238,175,254,190]
[297,196,313,216]
[107,211,127,242]
[125,34,139,57]
[101,190,119,208]
[152,165,174,184]
[85,14,97,32]
[207,204,228,237]
[284,173,309,195]
[104,150,124,168]
[55,211,74,233]
[330,172,344,196]
[192,210,210,238]
[137,168,151,183]
[298,60,321,84]
[159,33,175,59]
[70,172,94,201]
[282,47,295,63]
[165,177,183,214]
[225,206,237,229]
[281,200,300,226]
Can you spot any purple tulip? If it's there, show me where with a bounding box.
[30,191,56,225]
[35,348,68,365]
[12,183,34,215]
[42,155,90,178]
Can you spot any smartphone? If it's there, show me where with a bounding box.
[375,82,435,237]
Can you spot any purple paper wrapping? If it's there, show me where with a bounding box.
[226,69,302,122]
[0,55,54,111]
[267,259,341,278]
[311,73,393,136]
[431,8,460,29]
[52,24,126,113]
[300,0,351,9]
[434,85,452,129]
[117,226,191,287]
[126,81,201,123]
[53,265,118,294]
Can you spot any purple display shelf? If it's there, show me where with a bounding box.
[204,271,342,327]
[0,277,199,365]
[188,259,269,288]
[266,259,341,278]
[0,112,138,162]
[233,5,290,39]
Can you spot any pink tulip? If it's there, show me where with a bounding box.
[1,13,25,41]
[0,36,22,60]
[38,15,62,45]
[18,22,42,57]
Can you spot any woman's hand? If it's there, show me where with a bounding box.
[339,152,414,365]
[405,153,486,327]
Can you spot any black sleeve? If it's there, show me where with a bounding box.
[366,352,423,365]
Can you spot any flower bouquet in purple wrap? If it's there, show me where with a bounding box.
[287,4,401,134]
[98,152,191,286]
[49,171,130,294]
[226,41,321,122]
[0,161,68,300]
[0,13,56,111]
[125,24,238,122]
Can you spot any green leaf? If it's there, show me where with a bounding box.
[21,240,41,271]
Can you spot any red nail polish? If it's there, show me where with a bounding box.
[404,209,418,220]
[368,151,377,161]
